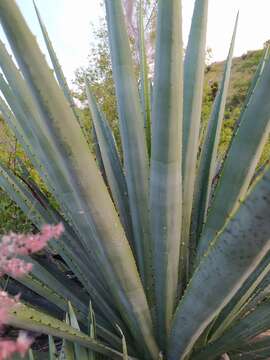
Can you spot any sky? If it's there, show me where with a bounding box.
[4,0,270,86]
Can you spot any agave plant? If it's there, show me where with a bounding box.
[0,0,270,359]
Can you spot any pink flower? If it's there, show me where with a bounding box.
[0,224,64,359]
[0,332,33,360]
[2,259,33,278]
[0,223,64,278]
[15,332,33,356]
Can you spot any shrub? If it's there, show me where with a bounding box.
[0,1,269,359]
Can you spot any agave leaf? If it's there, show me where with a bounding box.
[116,325,129,360]
[138,0,151,156]
[180,0,208,285]
[85,82,134,245]
[104,0,152,295]
[34,3,78,115]
[191,14,238,250]
[168,168,270,359]
[33,0,74,109]
[0,2,158,355]
[68,302,90,360]
[17,270,86,321]
[241,272,270,315]
[198,50,270,259]
[62,313,76,360]
[8,304,128,360]
[229,337,270,360]
[0,164,126,334]
[88,302,96,340]
[17,259,124,340]
[193,301,270,360]
[88,302,96,360]
[28,349,35,360]
[0,163,104,292]
[13,167,103,283]
[218,45,270,180]
[0,109,127,352]
[33,0,89,143]
[149,0,183,347]
[0,40,78,227]
[16,275,122,350]
[92,125,108,185]
[49,336,58,360]
[210,249,270,341]
[0,43,102,292]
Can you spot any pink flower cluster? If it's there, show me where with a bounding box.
[0,223,64,278]
[0,332,33,360]
[0,223,64,359]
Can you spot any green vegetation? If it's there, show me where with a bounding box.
[0,119,33,233]
[0,0,270,359]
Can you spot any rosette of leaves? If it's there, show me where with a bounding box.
[0,0,270,359]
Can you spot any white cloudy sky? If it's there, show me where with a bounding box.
[6,0,270,85]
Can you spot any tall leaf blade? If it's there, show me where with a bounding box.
[191,14,238,250]
[104,0,152,293]
[138,0,151,156]
[85,82,134,246]
[68,302,90,360]
[49,336,57,360]
[62,314,76,360]
[88,301,97,360]
[197,52,270,259]
[8,304,126,360]
[193,301,270,360]
[180,0,208,286]
[210,250,270,340]
[169,169,270,360]
[0,164,108,301]
[33,0,91,145]
[218,45,270,179]
[28,350,35,360]
[33,1,76,111]
[150,0,183,347]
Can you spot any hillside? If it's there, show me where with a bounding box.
[202,48,270,162]
[205,49,264,110]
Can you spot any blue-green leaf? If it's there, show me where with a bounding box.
[150,0,183,347]
[198,49,270,259]
[169,168,270,360]
[104,0,152,297]
[191,14,238,251]
[85,82,134,246]
[138,0,151,156]
[193,301,270,360]
[8,304,126,360]
[180,0,208,285]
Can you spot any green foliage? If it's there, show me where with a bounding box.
[0,119,33,233]
[0,189,32,234]
[0,1,270,360]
